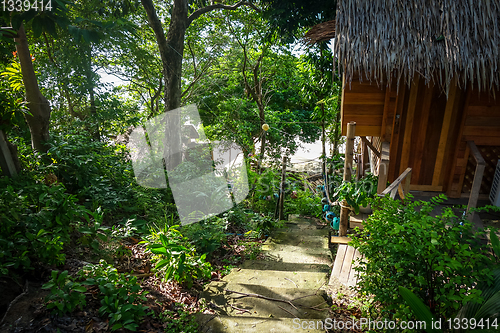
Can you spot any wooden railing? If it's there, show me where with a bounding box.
[466,141,485,222]
[378,167,412,200]
[359,137,390,194]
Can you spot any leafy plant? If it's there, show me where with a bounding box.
[111,216,149,238]
[44,133,134,209]
[77,207,110,252]
[249,213,281,236]
[80,260,148,331]
[42,270,87,316]
[0,178,86,275]
[181,217,228,255]
[143,224,212,288]
[160,304,199,333]
[350,194,495,322]
[285,189,323,218]
[333,173,378,214]
[1,61,24,92]
[400,229,500,332]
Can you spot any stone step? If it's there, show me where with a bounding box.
[240,260,330,274]
[194,215,333,332]
[222,266,329,290]
[201,281,329,319]
[196,313,328,333]
[268,232,329,248]
[261,249,332,265]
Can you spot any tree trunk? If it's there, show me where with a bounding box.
[85,44,100,141]
[141,0,185,170]
[140,0,258,170]
[0,130,21,176]
[15,24,51,153]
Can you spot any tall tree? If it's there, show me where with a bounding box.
[139,0,259,169]
[13,23,52,153]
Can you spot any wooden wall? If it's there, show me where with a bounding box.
[447,90,500,198]
[341,75,386,137]
[341,73,500,196]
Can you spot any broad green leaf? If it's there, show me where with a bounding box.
[32,16,43,38]
[399,286,442,333]
[490,230,500,258]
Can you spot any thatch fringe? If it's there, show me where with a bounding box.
[304,20,336,45]
[334,0,500,93]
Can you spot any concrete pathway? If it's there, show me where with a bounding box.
[196,215,332,332]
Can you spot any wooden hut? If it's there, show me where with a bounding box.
[306,1,500,201]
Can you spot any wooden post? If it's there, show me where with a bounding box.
[339,122,356,237]
[278,156,287,221]
[0,130,17,178]
[466,141,485,222]
[377,141,390,194]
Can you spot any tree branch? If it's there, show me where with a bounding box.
[187,1,261,27]
[187,40,197,77]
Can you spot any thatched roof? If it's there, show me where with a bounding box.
[310,1,500,93]
[303,20,336,45]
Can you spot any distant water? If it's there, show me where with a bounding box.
[288,140,333,173]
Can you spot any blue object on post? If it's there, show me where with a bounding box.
[331,217,340,230]
[323,204,330,212]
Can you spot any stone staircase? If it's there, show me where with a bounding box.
[196,215,333,332]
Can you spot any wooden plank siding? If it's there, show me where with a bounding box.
[448,89,500,197]
[341,73,500,196]
[341,75,386,136]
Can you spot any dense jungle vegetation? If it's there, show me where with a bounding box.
[4,2,499,332]
[0,1,341,331]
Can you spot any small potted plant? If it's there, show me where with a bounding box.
[333,173,378,214]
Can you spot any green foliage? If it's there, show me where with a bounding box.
[80,260,148,331]
[333,173,378,214]
[0,61,28,135]
[1,61,24,92]
[399,286,439,333]
[401,265,500,333]
[161,305,199,333]
[42,270,87,316]
[285,189,323,218]
[45,133,133,208]
[261,0,337,43]
[0,176,86,274]
[249,213,281,236]
[143,224,212,288]
[350,194,494,322]
[77,207,111,252]
[181,217,228,255]
[111,216,149,239]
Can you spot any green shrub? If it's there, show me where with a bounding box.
[77,207,111,252]
[333,173,378,214]
[350,194,495,322]
[181,217,228,255]
[42,270,87,316]
[44,133,133,208]
[142,223,212,288]
[0,178,86,274]
[80,260,148,331]
[161,305,199,333]
[285,189,323,217]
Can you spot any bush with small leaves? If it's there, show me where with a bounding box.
[42,270,87,316]
[80,260,149,331]
[350,194,496,322]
